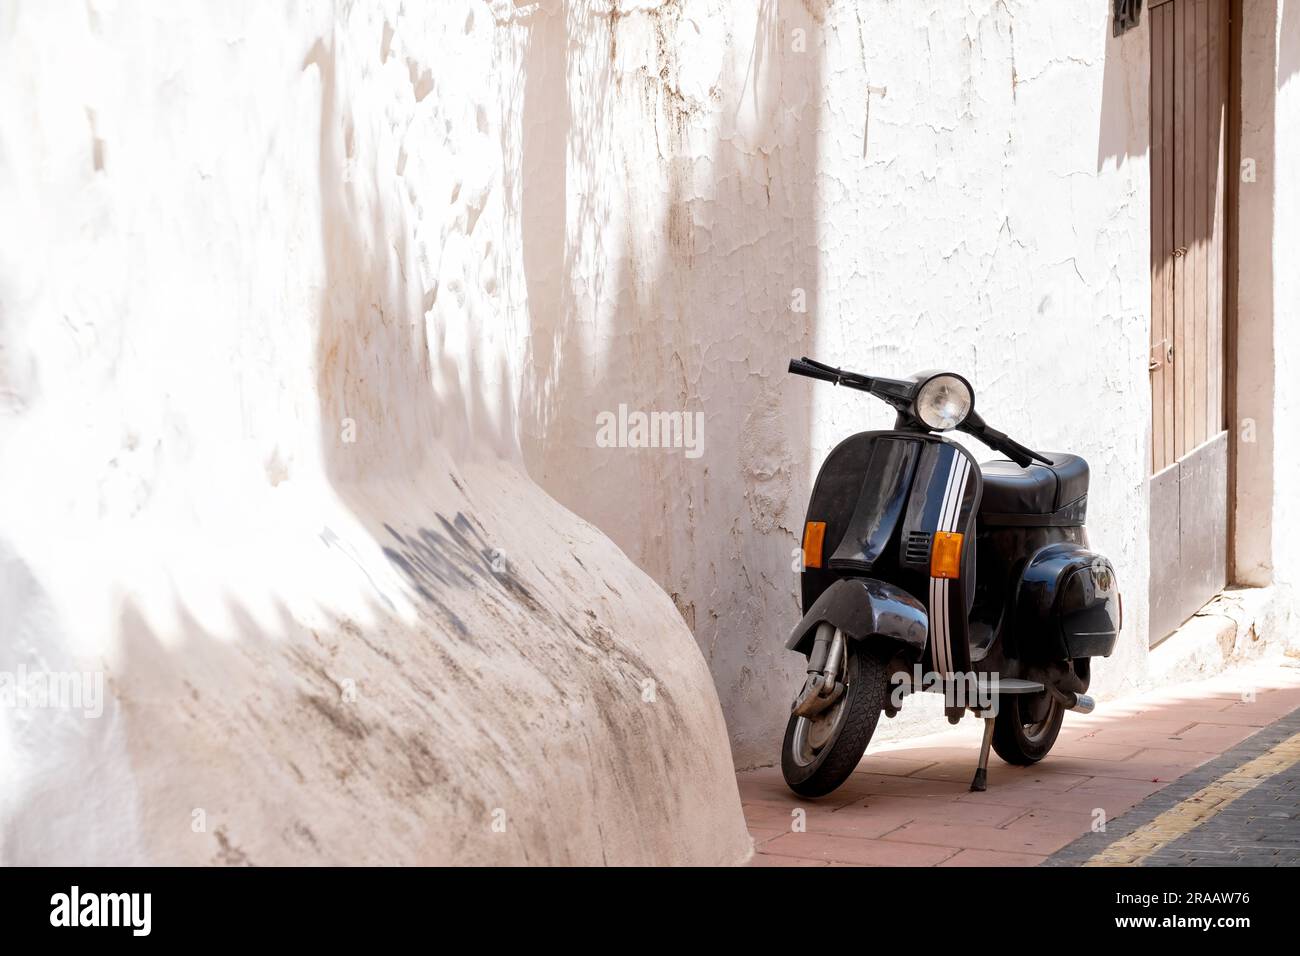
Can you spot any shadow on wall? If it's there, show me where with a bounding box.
[1281,0,1300,84]
[2,0,753,865]
[303,33,508,487]
[517,0,826,767]
[40,11,743,865]
[1096,10,1150,170]
[301,31,511,644]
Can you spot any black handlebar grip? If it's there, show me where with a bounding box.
[788,358,839,383]
[1005,447,1034,469]
[980,423,1034,469]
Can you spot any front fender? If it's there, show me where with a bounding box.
[785,577,928,658]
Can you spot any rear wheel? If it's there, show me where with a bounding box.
[991,692,1064,765]
[781,642,888,797]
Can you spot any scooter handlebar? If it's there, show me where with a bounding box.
[961,413,1053,469]
[789,358,1053,468]
[788,358,842,384]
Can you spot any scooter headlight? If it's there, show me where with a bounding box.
[914,373,973,431]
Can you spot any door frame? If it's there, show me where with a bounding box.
[1146,0,1242,645]
[1224,0,1242,583]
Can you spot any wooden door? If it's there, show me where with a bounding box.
[1148,0,1230,643]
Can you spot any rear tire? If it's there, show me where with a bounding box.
[781,645,887,797]
[991,693,1064,765]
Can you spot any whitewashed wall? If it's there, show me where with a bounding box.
[1237,0,1299,626]
[3,0,1283,846]
[519,0,1153,766]
[1269,0,1300,603]
[0,0,751,865]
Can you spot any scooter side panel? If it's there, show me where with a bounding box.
[800,431,920,611]
[828,438,920,572]
[1013,543,1121,661]
[898,440,983,676]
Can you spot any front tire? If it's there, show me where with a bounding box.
[781,644,887,797]
[991,693,1064,765]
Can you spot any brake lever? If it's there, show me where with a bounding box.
[1015,442,1055,468]
[959,413,1051,469]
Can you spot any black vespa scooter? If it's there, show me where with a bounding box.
[781,357,1121,797]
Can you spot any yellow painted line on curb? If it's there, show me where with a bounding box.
[1084,730,1300,866]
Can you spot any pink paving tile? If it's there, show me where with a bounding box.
[911,762,1091,792]
[1126,693,1234,709]
[760,832,957,866]
[1120,705,1273,727]
[853,752,941,776]
[1071,716,1197,735]
[737,774,871,809]
[1219,695,1300,720]
[868,744,979,764]
[840,794,1027,827]
[1044,747,1216,782]
[1044,738,1145,761]
[1082,721,1256,753]
[747,826,790,846]
[845,772,971,799]
[883,807,1088,856]
[937,848,1049,867]
[956,784,1146,817]
[744,802,910,840]
[742,802,810,828]
[749,852,828,867]
[749,796,946,838]
[1061,775,1168,801]
[798,805,917,840]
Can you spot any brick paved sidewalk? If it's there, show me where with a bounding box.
[739,657,1300,866]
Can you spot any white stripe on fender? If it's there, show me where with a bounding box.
[930,452,959,674]
[942,455,970,535]
[929,449,970,677]
[928,577,944,674]
[933,456,957,675]
[942,455,971,674]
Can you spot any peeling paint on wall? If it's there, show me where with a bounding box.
[0,0,750,865]
[519,0,1155,766]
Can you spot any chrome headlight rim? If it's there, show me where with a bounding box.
[913,372,975,431]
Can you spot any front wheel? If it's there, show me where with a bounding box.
[781,642,887,797]
[991,693,1064,765]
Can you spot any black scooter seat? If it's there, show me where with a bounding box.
[979,453,1089,516]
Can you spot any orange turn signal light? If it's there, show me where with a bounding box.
[930,531,963,579]
[802,521,827,569]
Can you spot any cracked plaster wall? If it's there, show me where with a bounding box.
[519,0,1154,764]
[0,0,751,865]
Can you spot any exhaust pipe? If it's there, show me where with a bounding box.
[1066,693,1096,715]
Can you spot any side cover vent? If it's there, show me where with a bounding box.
[904,531,931,567]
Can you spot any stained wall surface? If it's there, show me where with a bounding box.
[0,0,751,865]
[518,0,1154,764]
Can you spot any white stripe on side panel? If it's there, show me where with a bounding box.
[938,579,950,674]
[940,454,971,675]
[930,448,971,677]
[927,577,939,673]
[941,454,970,534]
[929,450,960,675]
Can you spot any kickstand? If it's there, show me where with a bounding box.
[970,716,995,792]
